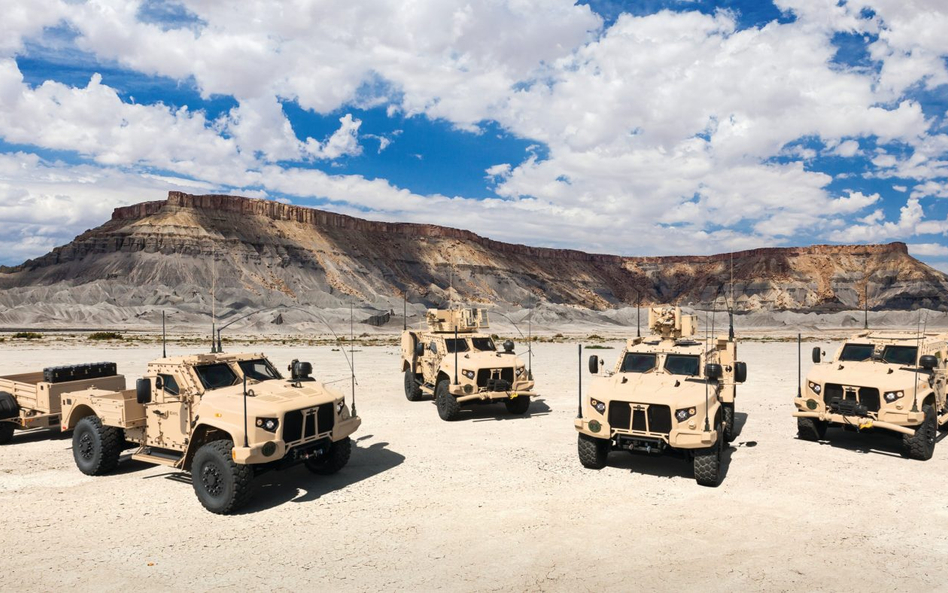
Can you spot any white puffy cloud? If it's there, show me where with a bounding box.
[303,114,363,161]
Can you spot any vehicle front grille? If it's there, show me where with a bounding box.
[607,402,672,434]
[282,404,336,443]
[824,383,881,413]
[476,368,514,388]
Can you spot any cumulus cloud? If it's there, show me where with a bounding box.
[303,114,363,161]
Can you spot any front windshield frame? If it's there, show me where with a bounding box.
[471,337,496,352]
[881,345,918,366]
[194,363,240,390]
[445,338,470,354]
[237,358,282,382]
[663,354,701,377]
[620,352,657,373]
[839,343,875,362]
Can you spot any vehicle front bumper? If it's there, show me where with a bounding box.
[450,380,536,403]
[232,415,362,465]
[792,397,923,436]
[573,418,717,449]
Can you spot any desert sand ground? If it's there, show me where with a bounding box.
[1,340,946,592]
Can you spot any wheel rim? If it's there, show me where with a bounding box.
[201,461,224,497]
[78,431,94,460]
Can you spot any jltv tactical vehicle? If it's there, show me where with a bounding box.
[401,308,536,421]
[0,363,126,444]
[793,331,948,460]
[575,306,747,486]
[59,352,361,514]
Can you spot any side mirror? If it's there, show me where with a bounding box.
[291,361,313,381]
[812,347,822,364]
[588,355,599,374]
[920,355,938,370]
[734,361,747,383]
[136,378,152,404]
[155,376,164,391]
[704,363,723,381]
[414,342,424,357]
[503,340,515,353]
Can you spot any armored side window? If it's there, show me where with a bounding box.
[664,354,700,376]
[194,363,240,390]
[839,343,874,361]
[881,345,918,366]
[471,337,495,352]
[620,353,657,373]
[158,374,180,396]
[238,359,282,382]
[445,338,470,354]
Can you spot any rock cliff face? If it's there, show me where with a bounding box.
[1,191,946,327]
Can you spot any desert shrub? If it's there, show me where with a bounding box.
[88,331,124,341]
[587,334,603,341]
[13,332,42,340]
[585,345,613,350]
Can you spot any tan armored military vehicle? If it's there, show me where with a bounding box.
[575,306,747,486]
[400,308,536,421]
[793,331,948,459]
[59,352,361,514]
[0,362,126,444]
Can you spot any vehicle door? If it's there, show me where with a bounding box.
[144,373,189,450]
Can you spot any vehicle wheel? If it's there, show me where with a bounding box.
[797,417,827,441]
[435,380,461,421]
[693,426,723,487]
[306,437,352,475]
[504,396,531,415]
[72,416,124,476]
[404,369,423,402]
[0,422,14,445]
[902,405,937,461]
[722,403,736,443]
[577,433,609,469]
[191,440,254,515]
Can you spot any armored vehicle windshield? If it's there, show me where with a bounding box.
[839,343,873,361]
[471,337,496,351]
[882,345,917,365]
[195,363,240,389]
[237,358,282,381]
[620,353,656,373]
[445,339,470,353]
[664,354,700,376]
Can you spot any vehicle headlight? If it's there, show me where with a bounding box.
[589,398,606,414]
[808,382,821,395]
[884,391,904,403]
[462,370,475,380]
[255,417,279,433]
[675,407,697,422]
[336,401,345,414]
[516,366,526,377]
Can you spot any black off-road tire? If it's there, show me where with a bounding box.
[72,416,124,476]
[191,440,254,515]
[722,403,736,443]
[577,433,609,469]
[504,395,531,415]
[0,422,14,445]
[797,417,827,442]
[902,405,937,461]
[693,426,723,487]
[435,380,461,421]
[306,437,352,475]
[404,370,424,402]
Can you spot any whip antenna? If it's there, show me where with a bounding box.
[162,311,167,358]
[577,344,583,418]
[351,302,357,417]
[912,310,923,412]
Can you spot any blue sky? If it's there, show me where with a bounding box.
[1,0,948,270]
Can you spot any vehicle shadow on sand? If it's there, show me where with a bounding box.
[602,443,737,485]
[813,426,948,458]
[459,398,553,422]
[9,428,71,445]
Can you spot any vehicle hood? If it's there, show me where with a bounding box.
[590,373,714,405]
[807,362,926,392]
[200,380,343,416]
[453,351,524,369]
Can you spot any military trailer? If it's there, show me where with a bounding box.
[575,306,747,486]
[400,308,536,421]
[793,331,948,460]
[0,362,126,444]
[59,352,361,514]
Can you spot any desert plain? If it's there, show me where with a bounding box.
[1,337,946,592]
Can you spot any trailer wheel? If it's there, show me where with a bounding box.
[306,437,352,475]
[722,403,736,443]
[72,416,124,475]
[577,433,609,469]
[0,422,14,445]
[902,405,937,461]
[796,417,827,441]
[504,395,531,415]
[404,369,423,402]
[435,380,461,421]
[693,424,724,487]
[191,440,254,514]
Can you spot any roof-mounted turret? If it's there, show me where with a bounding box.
[648,306,696,340]
[425,308,489,334]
